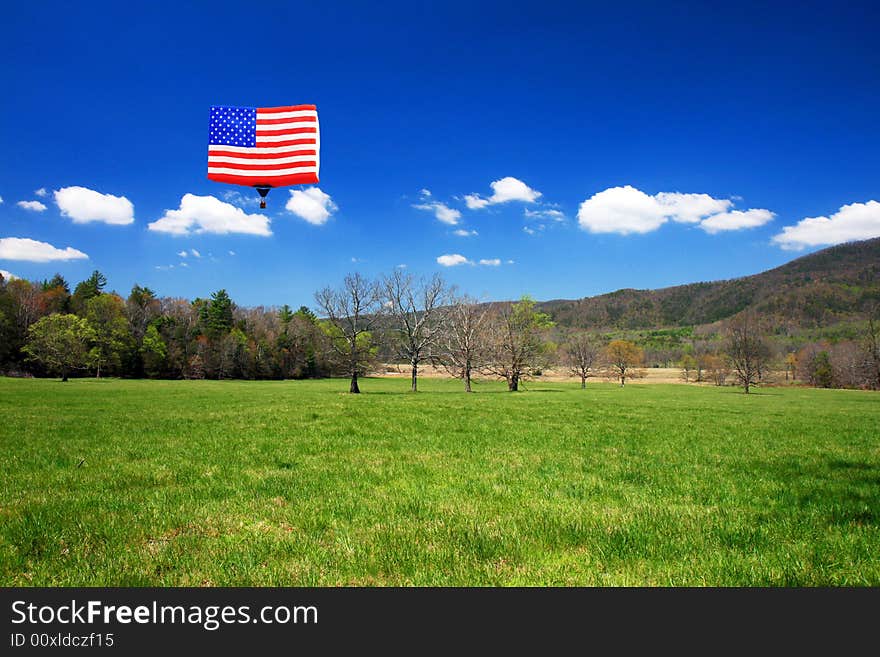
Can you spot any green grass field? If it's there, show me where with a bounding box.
[1,376,878,586]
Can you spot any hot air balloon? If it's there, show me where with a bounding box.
[207,104,320,208]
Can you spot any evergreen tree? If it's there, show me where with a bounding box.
[71,270,107,314]
[278,304,294,324]
[810,351,835,388]
[42,273,70,293]
[294,305,317,323]
[205,290,234,337]
[41,274,71,314]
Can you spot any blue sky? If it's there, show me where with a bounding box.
[1,1,878,308]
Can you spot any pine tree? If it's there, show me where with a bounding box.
[278,304,294,324]
[71,270,107,314]
[205,289,234,337]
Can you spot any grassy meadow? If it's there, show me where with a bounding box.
[1,375,878,586]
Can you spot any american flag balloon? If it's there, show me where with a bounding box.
[207,104,320,205]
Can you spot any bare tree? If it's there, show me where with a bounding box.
[383,271,449,392]
[703,353,730,386]
[689,338,711,382]
[680,354,697,383]
[603,339,643,386]
[439,295,491,392]
[561,331,601,388]
[784,352,798,382]
[125,285,161,377]
[696,352,713,383]
[126,285,160,344]
[484,296,553,391]
[726,311,771,393]
[864,308,880,390]
[315,273,384,393]
[161,297,199,377]
[7,278,43,335]
[828,341,867,389]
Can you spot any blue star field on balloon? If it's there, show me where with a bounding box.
[209,106,256,147]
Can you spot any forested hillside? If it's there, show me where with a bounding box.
[1,238,878,384]
[541,238,880,330]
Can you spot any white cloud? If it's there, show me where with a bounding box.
[396,263,407,269]
[148,194,271,236]
[523,226,536,235]
[54,186,134,225]
[413,201,462,225]
[35,188,48,198]
[436,253,471,267]
[772,200,880,250]
[655,192,732,224]
[285,187,337,225]
[221,189,261,208]
[524,208,565,222]
[1,269,17,280]
[17,200,47,212]
[466,177,542,210]
[155,264,175,271]
[419,188,432,198]
[179,262,189,268]
[577,185,771,235]
[0,237,88,262]
[436,253,506,267]
[700,209,775,234]
[177,250,188,258]
[578,186,668,234]
[228,250,236,256]
[506,259,515,265]
[488,177,541,204]
[463,194,491,210]
[190,248,201,258]
[452,228,478,237]
[0,196,4,204]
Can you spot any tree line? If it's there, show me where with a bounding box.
[1,270,877,393]
[673,311,880,392]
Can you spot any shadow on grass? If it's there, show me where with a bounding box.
[741,456,880,526]
[339,388,568,396]
[506,388,566,394]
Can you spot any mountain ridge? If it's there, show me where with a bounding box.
[537,237,880,330]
